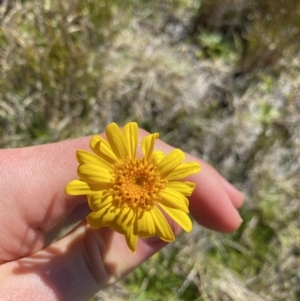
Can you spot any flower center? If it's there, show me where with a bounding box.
[109,157,166,212]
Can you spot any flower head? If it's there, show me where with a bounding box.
[66,122,201,252]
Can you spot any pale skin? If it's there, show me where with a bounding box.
[0,129,243,300]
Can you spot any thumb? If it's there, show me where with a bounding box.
[0,221,170,301]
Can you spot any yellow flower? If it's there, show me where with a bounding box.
[66,122,201,252]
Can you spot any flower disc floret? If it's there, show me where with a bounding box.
[110,157,166,212]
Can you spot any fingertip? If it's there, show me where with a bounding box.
[189,194,243,233]
[219,207,243,233]
[219,176,244,209]
[187,161,243,233]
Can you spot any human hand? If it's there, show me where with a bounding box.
[0,129,243,301]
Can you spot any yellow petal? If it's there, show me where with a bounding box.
[86,203,115,228]
[65,179,110,195]
[90,135,102,150]
[152,206,175,242]
[90,135,108,156]
[76,150,113,170]
[87,192,113,211]
[90,135,119,164]
[142,133,159,161]
[114,207,135,231]
[125,226,138,253]
[134,210,155,237]
[165,162,201,181]
[159,204,192,233]
[87,205,135,234]
[65,179,91,195]
[106,123,128,160]
[124,122,138,159]
[99,140,119,163]
[151,150,164,165]
[110,207,138,251]
[159,187,189,213]
[78,164,111,183]
[166,181,195,196]
[157,149,185,175]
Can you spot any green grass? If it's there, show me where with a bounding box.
[1,1,300,300]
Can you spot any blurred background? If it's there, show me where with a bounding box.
[1,0,300,300]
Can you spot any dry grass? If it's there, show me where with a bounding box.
[1,1,300,300]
